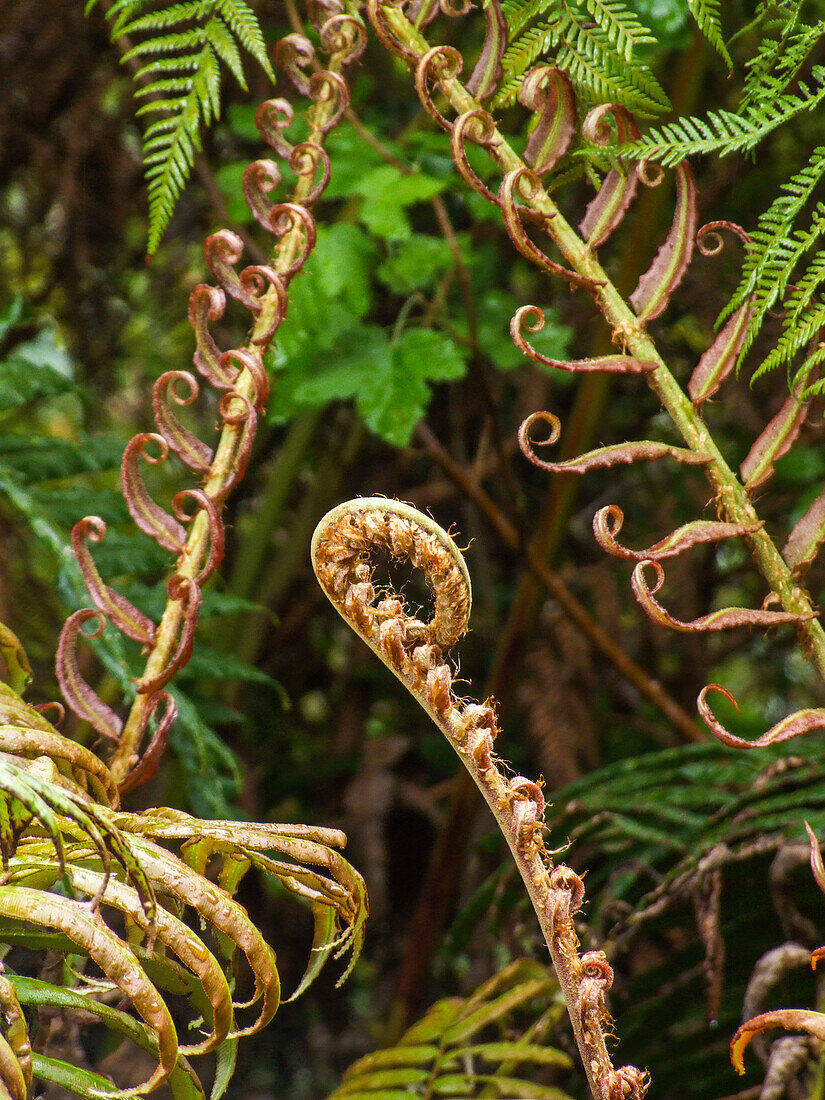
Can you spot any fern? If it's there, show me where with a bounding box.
[623,72,825,166]
[727,149,825,381]
[495,0,669,113]
[740,7,821,108]
[328,959,574,1100]
[87,0,275,255]
[687,0,732,68]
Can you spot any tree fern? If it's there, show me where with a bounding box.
[87,0,275,255]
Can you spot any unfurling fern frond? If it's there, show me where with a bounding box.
[495,0,669,113]
[87,0,275,255]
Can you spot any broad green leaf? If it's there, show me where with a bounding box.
[377,235,455,295]
[292,326,467,445]
[354,166,447,240]
[315,224,377,320]
[358,329,467,446]
[324,123,403,200]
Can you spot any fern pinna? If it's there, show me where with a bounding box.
[0,13,368,1098]
[88,0,276,255]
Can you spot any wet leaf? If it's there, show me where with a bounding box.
[731,1009,825,1074]
[0,888,177,1095]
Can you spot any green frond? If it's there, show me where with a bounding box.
[119,1,214,35]
[122,27,210,62]
[624,76,825,166]
[206,15,248,88]
[580,0,655,60]
[724,148,825,373]
[500,0,555,40]
[741,15,822,107]
[557,19,669,115]
[137,54,203,80]
[793,342,825,396]
[687,0,732,68]
[497,17,570,107]
[788,245,825,322]
[87,0,275,254]
[751,300,825,383]
[327,959,574,1100]
[215,0,273,78]
[496,0,668,113]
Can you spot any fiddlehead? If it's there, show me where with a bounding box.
[312,498,647,1100]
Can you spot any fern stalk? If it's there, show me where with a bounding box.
[380,0,825,684]
[107,49,350,785]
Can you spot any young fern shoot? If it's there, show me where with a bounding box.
[312,498,648,1100]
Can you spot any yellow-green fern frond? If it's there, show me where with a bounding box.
[327,959,574,1099]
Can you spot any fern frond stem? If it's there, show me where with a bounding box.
[381,2,825,686]
[108,52,348,785]
[194,156,268,265]
[313,499,637,1100]
[416,422,703,743]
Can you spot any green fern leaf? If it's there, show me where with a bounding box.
[687,0,732,68]
[742,20,821,106]
[580,0,655,60]
[496,0,668,113]
[88,0,275,254]
[118,1,214,35]
[215,0,273,76]
[727,148,825,374]
[206,15,247,87]
[328,960,574,1100]
[624,75,825,166]
[557,19,669,114]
